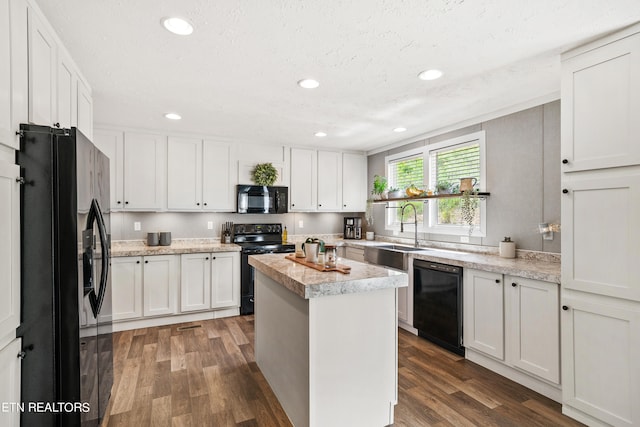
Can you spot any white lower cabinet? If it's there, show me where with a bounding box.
[111,256,143,320]
[211,252,240,309]
[464,269,505,360]
[181,253,212,312]
[142,255,179,317]
[112,252,239,328]
[0,338,20,427]
[506,275,560,384]
[464,268,561,400]
[181,252,240,312]
[561,294,640,427]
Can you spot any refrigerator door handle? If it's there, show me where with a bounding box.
[94,199,110,316]
[86,199,110,318]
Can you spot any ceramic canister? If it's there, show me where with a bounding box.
[499,237,516,258]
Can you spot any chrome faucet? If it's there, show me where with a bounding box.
[400,203,419,247]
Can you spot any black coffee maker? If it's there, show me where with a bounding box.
[344,217,362,239]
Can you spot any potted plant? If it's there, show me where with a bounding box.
[436,181,452,194]
[252,163,278,186]
[460,189,479,235]
[387,187,403,199]
[372,175,388,200]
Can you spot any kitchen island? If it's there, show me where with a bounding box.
[248,253,408,427]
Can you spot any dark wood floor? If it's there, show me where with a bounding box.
[104,315,584,426]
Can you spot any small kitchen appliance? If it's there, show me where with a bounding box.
[343,217,362,239]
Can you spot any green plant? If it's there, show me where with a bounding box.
[251,163,278,186]
[372,175,388,198]
[460,189,479,235]
[436,181,452,194]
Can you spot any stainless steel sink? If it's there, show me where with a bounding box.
[375,244,427,252]
[364,245,429,271]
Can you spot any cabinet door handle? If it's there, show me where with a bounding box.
[292,203,295,207]
[319,204,322,207]
[144,260,148,264]
[511,282,517,287]
[213,256,216,260]
[562,305,569,311]
[204,202,207,206]
[562,159,569,164]
[196,202,200,206]
[495,279,501,283]
[205,257,209,260]
[136,260,140,264]
[562,189,569,194]
[117,201,122,204]
[125,201,129,204]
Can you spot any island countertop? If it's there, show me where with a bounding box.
[248,253,407,299]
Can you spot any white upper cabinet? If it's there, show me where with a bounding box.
[291,149,367,213]
[202,140,235,211]
[76,78,93,140]
[290,148,318,211]
[123,132,166,210]
[168,137,236,211]
[27,6,56,126]
[93,129,124,210]
[317,150,342,211]
[237,144,289,186]
[0,0,12,148]
[562,30,640,172]
[168,137,202,210]
[56,49,75,129]
[342,152,367,212]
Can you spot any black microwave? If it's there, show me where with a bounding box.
[237,185,288,214]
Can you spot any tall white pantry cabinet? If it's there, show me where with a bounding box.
[561,24,640,427]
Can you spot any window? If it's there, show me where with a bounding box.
[386,147,427,230]
[385,131,486,236]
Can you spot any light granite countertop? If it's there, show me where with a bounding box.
[338,239,561,284]
[111,238,241,257]
[248,253,408,299]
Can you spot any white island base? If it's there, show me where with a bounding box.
[254,270,399,427]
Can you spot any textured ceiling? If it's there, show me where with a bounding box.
[36,0,640,152]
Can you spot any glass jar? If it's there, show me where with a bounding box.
[324,244,337,268]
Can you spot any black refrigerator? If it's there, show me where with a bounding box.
[16,124,113,427]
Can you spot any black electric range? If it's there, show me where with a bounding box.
[233,223,294,314]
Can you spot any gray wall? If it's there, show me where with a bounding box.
[367,100,561,253]
[110,211,357,241]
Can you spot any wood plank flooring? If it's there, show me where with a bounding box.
[104,316,584,426]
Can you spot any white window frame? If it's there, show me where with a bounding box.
[426,131,486,237]
[384,131,487,237]
[385,146,428,232]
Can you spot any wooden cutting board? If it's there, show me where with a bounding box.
[284,255,351,274]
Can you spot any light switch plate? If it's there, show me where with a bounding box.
[207,221,213,230]
[134,222,141,231]
[298,220,304,228]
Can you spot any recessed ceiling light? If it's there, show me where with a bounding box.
[161,17,193,36]
[164,113,182,120]
[393,127,407,133]
[315,132,327,137]
[418,69,443,81]
[298,79,320,89]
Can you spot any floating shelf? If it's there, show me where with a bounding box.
[372,192,490,204]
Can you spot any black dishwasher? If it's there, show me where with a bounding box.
[413,259,464,356]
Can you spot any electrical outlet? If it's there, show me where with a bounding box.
[460,236,469,243]
[298,220,304,228]
[207,221,213,230]
[134,222,141,231]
